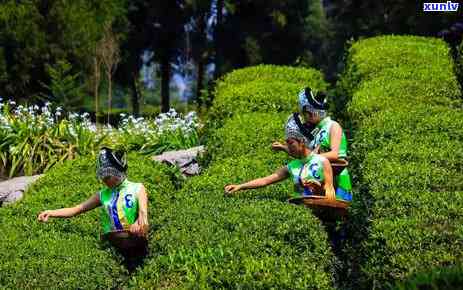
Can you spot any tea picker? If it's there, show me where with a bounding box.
[37,147,149,271]
[273,87,353,220]
[224,114,339,216]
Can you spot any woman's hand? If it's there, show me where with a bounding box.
[224,184,242,195]
[37,210,55,222]
[130,219,149,237]
[271,141,287,152]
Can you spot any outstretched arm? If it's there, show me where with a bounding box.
[37,193,101,222]
[224,166,289,195]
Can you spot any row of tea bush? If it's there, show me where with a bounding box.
[126,65,338,288]
[341,35,463,288]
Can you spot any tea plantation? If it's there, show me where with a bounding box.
[1,36,462,289]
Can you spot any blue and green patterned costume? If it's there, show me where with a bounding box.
[287,153,324,198]
[309,117,352,202]
[99,179,142,234]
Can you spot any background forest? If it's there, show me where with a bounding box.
[0,1,461,120]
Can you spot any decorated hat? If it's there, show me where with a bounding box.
[96,147,127,180]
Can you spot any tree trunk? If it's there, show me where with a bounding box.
[160,55,170,113]
[196,59,205,106]
[94,57,100,125]
[196,14,206,106]
[213,0,224,80]
[107,72,112,124]
[131,71,140,117]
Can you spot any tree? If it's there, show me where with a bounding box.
[185,0,213,105]
[92,50,103,123]
[146,1,188,113]
[98,23,121,124]
[115,0,147,117]
[219,0,331,73]
[213,0,224,80]
[0,0,128,107]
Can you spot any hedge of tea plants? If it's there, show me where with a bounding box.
[206,64,328,129]
[341,35,463,287]
[0,154,175,289]
[126,65,337,288]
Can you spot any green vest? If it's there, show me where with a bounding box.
[309,117,348,159]
[287,153,325,198]
[99,179,142,234]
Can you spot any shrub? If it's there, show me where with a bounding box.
[341,35,463,287]
[216,64,327,92]
[393,264,463,290]
[0,154,175,289]
[208,65,329,130]
[127,154,335,289]
[207,112,289,161]
[126,65,335,289]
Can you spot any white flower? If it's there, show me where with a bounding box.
[185,111,197,119]
[168,108,178,117]
[9,100,16,105]
[88,124,97,132]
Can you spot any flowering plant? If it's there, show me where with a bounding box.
[0,99,201,178]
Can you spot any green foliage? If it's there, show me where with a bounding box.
[0,0,128,102]
[126,65,335,288]
[207,65,328,131]
[207,112,288,161]
[393,265,463,290]
[0,101,201,178]
[0,154,175,289]
[127,155,334,289]
[41,60,85,110]
[2,64,334,289]
[216,64,328,92]
[341,35,463,287]
[0,103,105,178]
[221,1,332,70]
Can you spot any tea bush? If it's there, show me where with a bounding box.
[207,112,288,161]
[216,64,328,92]
[127,155,335,289]
[207,65,328,130]
[126,65,336,288]
[393,264,463,290]
[0,154,175,289]
[341,35,463,287]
